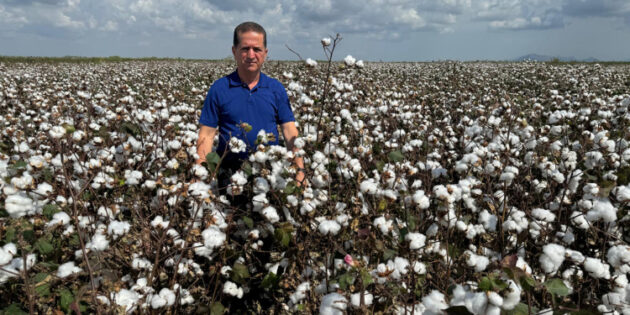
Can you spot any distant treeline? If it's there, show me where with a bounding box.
[0,56,216,63]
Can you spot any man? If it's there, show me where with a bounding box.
[196,21,305,190]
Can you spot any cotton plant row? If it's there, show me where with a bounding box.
[0,58,629,314]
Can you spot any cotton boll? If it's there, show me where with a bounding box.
[4,194,35,218]
[350,291,373,308]
[539,243,566,274]
[86,232,109,252]
[405,232,426,250]
[262,206,280,223]
[46,211,71,228]
[290,282,310,304]
[585,198,617,223]
[344,55,356,66]
[202,227,226,249]
[150,216,169,229]
[583,257,611,279]
[319,220,341,235]
[107,220,131,240]
[113,289,140,313]
[223,281,244,299]
[502,280,522,310]
[320,292,347,315]
[57,261,82,278]
[465,250,490,272]
[421,290,448,315]
[607,245,630,268]
[373,216,394,235]
[49,126,66,139]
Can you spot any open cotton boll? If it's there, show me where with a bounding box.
[150,288,176,308]
[405,232,426,250]
[464,250,490,272]
[305,58,318,67]
[583,257,611,279]
[319,220,341,235]
[607,245,630,268]
[350,291,373,308]
[124,170,143,185]
[422,290,448,315]
[585,198,617,223]
[57,261,82,278]
[570,211,589,230]
[107,220,131,240]
[344,55,356,66]
[0,244,15,265]
[49,125,66,139]
[150,216,169,229]
[46,211,71,228]
[262,206,280,223]
[188,182,211,200]
[320,292,347,315]
[412,190,430,209]
[202,227,226,249]
[532,208,556,222]
[5,193,36,218]
[290,282,310,304]
[86,231,109,252]
[223,281,243,299]
[113,289,140,313]
[539,243,566,274]
[450,285,488,314]
[191,164,208,179]
[502,280,522,310]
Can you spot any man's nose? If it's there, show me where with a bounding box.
[247,48,255,58]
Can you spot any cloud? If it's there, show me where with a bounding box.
[473,0,564,30]
[562,0,630,18]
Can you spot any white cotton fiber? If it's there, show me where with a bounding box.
[57,261,82,278]
[539,243,565,274]
[320,292,347,315]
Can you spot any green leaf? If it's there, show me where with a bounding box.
[243,216,254,229]
[4,227,16,243]
[11,160,27,170]
[479,277,492,291]
[22,229,35,242]
[383,248,397,261]
[491,277,508,291]
[505,303,537,315]
[210,302,225,315]
[544,278,569,297]
[231,263,250,284]
[274,228,291,248]
[33,272,49,283]
[206,152,221,165]
[42,204,60,220]
[445,306,474,315]
[338,272,354,291]
[1,304,28,315]
[520,275,536,291]
[241,161,253,176]
[375,160,385,172]
[35,238,54,255]
[63,124,76,134]
[388,150,405,163]
[284,181,296,195]
[120,122,141,136]
[59,288,74,312]
[360,269,374,286]
[69,233,80,247]
[35,283,50,297]
[261,272,279,289]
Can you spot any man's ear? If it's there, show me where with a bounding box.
[232,46,236,57]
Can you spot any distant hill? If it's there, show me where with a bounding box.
[514,54,599,62]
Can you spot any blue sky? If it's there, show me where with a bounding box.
[0,0,629,61]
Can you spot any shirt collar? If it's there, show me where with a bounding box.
[227,70,270,89]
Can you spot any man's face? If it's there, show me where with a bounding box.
[232,31,267,76]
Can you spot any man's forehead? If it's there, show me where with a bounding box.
[236,31,265,45]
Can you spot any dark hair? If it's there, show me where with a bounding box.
[233,21,267,48]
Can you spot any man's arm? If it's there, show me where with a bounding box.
[281,122,305,185]
[196,125,217,165]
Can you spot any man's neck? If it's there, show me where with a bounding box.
[237,69,260,90]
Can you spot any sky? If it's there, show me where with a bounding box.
[0,0,629,61]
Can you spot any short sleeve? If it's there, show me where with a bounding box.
[275,82,295,124]
[199,86,219,128]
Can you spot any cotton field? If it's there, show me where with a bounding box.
[0,58,629,314]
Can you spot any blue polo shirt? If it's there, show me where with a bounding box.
[199,71,295,162]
